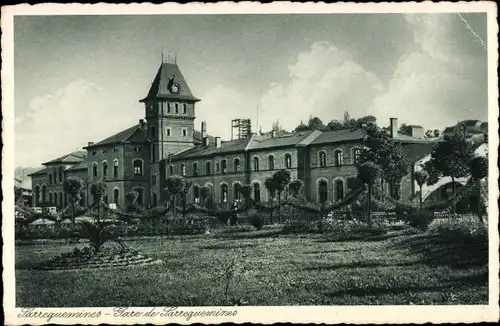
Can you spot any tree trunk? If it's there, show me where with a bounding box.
[476,178,484,224]
[278,192,281,223]
[419,185,423,211]
[71,196,75,227]
[367,183,372,225]
[451,175,456,213]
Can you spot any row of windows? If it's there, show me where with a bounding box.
[317,148,362,168]
[160,102,188,115]
[47,171,64,184]
[33,187,86,206]
[191,182,260,204]
[91,159,144,179]
[169,154,294,176]
[149,126,188,139]
[91,147,120,156]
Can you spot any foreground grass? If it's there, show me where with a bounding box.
[16,225,487,306]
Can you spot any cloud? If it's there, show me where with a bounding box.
[15,79,140,166]
[372,14,487,130]
[258,41,384,131]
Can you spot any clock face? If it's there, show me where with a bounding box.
[171,83,180,94]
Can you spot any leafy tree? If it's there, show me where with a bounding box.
[165,175,186,216]
[264,177,277,223]
[125,190,140,212]
[398,123,412,136]
[180,180,192,218]
[414,170,429,210]
[468,156,488,224]
[307,116,327,131]
[424,134,475,212]
[343,111,358,129]
[200,186,212,208]
[15,187,23,204]
[90,182,108,223]
[425,130,434,138]
[240,185,252,208]
[295,120,309,132]
[288,179,304,197]
[63,177,85,226]
[433,129,441,137]
[357,124,410,187]
[272,170,291,220]
[327,119,344,131]
[357,162,381,225]
[357,115,377,125]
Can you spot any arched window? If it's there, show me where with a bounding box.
[169,165,174,175]
[41,185,47,203]
[54,192,58,207]
[193,185,200,203]
[102,161,108,179]
[221,159,227,174]
[234,158,240,172]
[193,162,198,176]
[92,162,98,179]
[352,148,361,165]
[284,153,292,169]
[253,157,260,171]
[80,191,86,206]
[34,185,40,206]
[152,193,158,207]
[113,160,119,178]
[48,174,53,184]
[205,161,212,176]
[59,171,63,183]
[268,155,275,170]
[334,149,343,166]
[181,164,186,176]
[335,179,344,201]
[253,183,261,202]
[59,192,63,207]
[133,159,143,176]
[134,188,144,206]
[49,192,53,204]
[390,182,401,200]
[318,151,327,167]
[113,188,120,205]
[233,183,241,201]
[318,180,328,203]
[221,184,228,203]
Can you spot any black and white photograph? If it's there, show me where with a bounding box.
[2,2,499,324]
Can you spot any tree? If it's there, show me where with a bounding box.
[63,177,85,226]
[357,162,381,225]
[307,116,327,131]
[357,124,410,189]
[90,182,108,223]
[272,170,291,221]
[414,170,429,210]
[180,180,192,218]
[125,190,139,212]
[424,134,475,212]
[240,185,252,208]
[165,175,186,216]
[264,177,277,223]
[295,120,309,132]
[200,186,212,208]
[398,123,412,136]
[343,111,358,129]
[425,130,434,138]
[468,156,488,224]
[288,179,304,197]
[15,187,23,204]
[327,119,344,131]
[433,129,441,137]
[357,115,377,125]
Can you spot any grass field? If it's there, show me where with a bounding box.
[15,225,488,306]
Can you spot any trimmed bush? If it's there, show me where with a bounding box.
[428,216,487,244]
[249,214,264,230]
[406,210,434,230]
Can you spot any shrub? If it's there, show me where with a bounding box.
[249,214,264,230]
[406,210,434,230]
[428,216,487,244]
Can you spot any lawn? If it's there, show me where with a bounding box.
[15,225,488,306]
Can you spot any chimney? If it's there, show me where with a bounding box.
[203,136,210,146]
[390,118,398,138]
[88,142,94,147]
[201,121,207,138]
[215,137,221,148]
[139,119,145,129]
[271,129,277,138]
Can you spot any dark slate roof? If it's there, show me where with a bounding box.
[171,138,251,160]
[140,63,200,102]
[42,150,87,165]
[66,160,88,171]
[248,130,315,150]
[461,119,480,127]
[310,128,366,145]
[402,142,436,164]
[193,130,215,144]
[85,124,149,148]
[27,166,51,177]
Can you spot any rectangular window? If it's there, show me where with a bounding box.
[183,103,187,114]
[103,149,107,154]
[182,128,187,137]
[152,174,157,186]
[167,102,171,114]
[113,148,119,153]
[216,163,220,172]
[92,151,97,156]
[166,128,171,137]
[175,103,179,114]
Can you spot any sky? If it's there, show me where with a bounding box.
[14,13,488,168]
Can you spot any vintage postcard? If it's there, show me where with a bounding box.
[2,1,499,324]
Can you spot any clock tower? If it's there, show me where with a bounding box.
[140,61,201,163]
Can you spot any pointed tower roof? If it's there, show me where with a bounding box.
[140,63,200,103]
